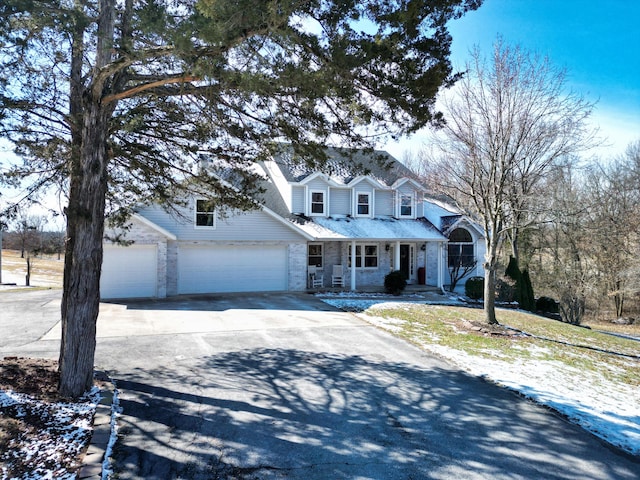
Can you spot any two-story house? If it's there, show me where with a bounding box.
[99,148,484,298]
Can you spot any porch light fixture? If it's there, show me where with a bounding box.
[385,244,390,251]
[421,243,427,251]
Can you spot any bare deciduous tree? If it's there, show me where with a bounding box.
[425,39,596,324]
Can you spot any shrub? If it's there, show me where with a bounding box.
[496,277,517,302]
[465,276,484,300]
[519,269,536,312]
[505,256,521,282]
[536,296,559,314]
[384,270,407,295]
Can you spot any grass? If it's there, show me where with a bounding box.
[366,304,640,388]
[0,249,63,288]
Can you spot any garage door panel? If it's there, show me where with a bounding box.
[178,245,287,294]
[101,245,157,298]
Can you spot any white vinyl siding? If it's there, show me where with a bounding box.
[177,244,287,294]
[292,186,305,214]
[136,204,305,242]
[375,190,394,216]
[101,245,158,298]
[330,188,351,215]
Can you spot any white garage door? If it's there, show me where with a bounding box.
[178,245,287,294]
[101,245,158,298]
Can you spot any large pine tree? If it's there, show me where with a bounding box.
[0,0,481,397]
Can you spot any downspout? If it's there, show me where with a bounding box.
[350,240,356,291]
[438,241,447,294]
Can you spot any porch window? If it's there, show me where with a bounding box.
[356,193,370,216]
[400,194,413,217]
[195,199,216,228]
[310,191,325,215]
[349,244,378,268]
[308,243,323,267]
[447,228,474,266]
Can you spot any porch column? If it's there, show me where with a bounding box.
[394,241,401,271]
[437,241,444,289]
[350,240,357,291]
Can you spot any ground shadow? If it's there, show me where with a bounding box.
[109,348,639,480]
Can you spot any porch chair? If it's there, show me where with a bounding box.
[308,265,324,288]
[331,264,345,287]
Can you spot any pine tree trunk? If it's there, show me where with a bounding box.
[58,102,110,398]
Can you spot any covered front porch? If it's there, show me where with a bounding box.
[306,239,447,292]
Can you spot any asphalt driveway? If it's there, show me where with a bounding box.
[1,289,639,479]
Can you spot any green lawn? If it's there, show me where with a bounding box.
[363,304,639,388]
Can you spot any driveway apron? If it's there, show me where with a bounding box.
[1,290,639,479]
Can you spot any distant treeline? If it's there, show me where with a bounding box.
[2,230,65,257]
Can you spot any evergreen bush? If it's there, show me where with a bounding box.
[519,269,536,311]
[465,276,484,300]
[536,296,559,314]
[384,270,407,295]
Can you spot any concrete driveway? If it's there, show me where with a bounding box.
[1,289,639,479]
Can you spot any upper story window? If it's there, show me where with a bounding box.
[356,193,370,216]
[195,199,216,228]
[400,194,413,217]
[310,191,325,215]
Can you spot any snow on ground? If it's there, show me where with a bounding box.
[321,296,640,457]
[0,387,101,479]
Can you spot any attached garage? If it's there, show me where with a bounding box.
[177,244,288,294]
[101,244,158,299]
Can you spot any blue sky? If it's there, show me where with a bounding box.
[387,0,640,159]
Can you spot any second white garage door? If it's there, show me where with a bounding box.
[178,245,288,294]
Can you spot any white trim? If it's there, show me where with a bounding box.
[194,198,217,229]
[132,214,177,240]
[350,243,379,269]
[355,191,372,218]
[309,189,326,217]
[398,192,415,219]
[443,217,485,238]
[392,177,425,192]
[348,175,387,190]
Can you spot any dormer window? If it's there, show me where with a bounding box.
[310,191,325,215]
[195,199,216,228]
[400,194,413,217]
[356,193,370,216]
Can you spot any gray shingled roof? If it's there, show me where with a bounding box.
[271,147,420,186]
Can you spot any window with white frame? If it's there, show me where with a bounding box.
[400,193,413,217]
[356,192,370,216]
[308,243,323,267]
[447,228,475,267]
[310,191,325,215]
[349,244,378,268]
[195,199,216,228]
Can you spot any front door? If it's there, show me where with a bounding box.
[400,244,411,280]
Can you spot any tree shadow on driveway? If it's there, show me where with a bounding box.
[111,348,640,480]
